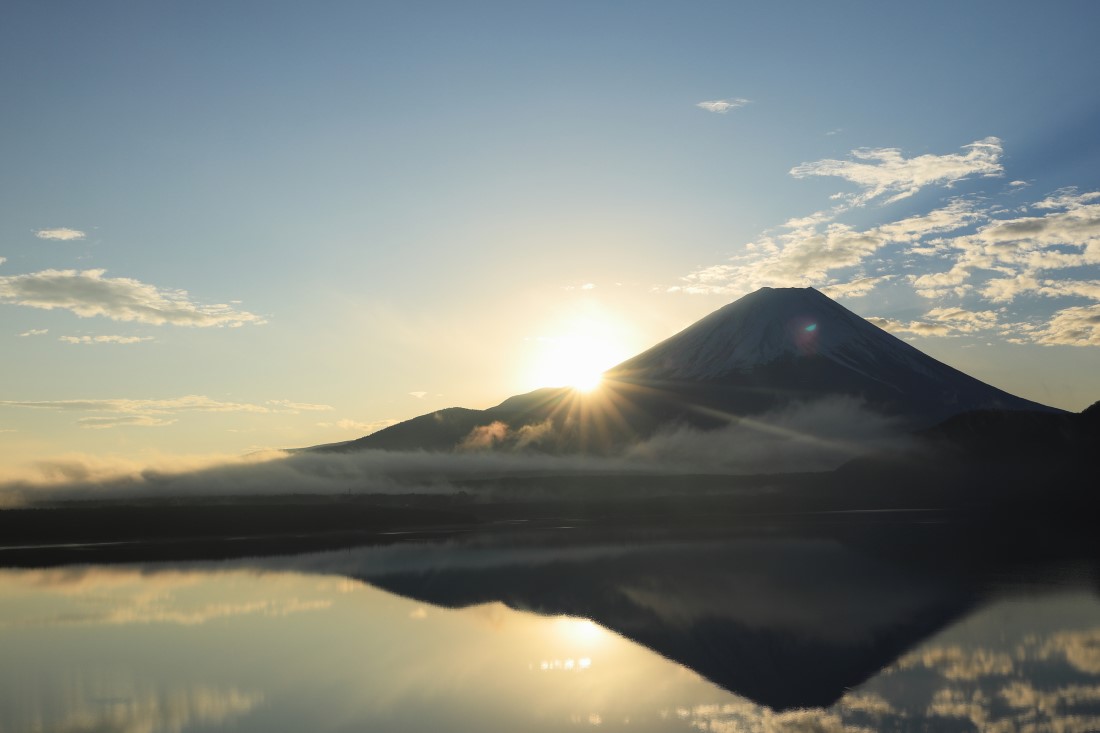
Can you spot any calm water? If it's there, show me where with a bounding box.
[2,526,1099,732]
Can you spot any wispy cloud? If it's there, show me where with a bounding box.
[77,415,178,429]
[317,418,399,434]
[790,137,1004,206]
[0,269,265,327]
[35,227,86,241]
[60,334,152,345]
[696,98,751,114]
[408,391,428,399]
[0,398,907,504]
[265,400,333,412]
[0,395,293,415]
[18,328,48,337]
[0,394,331,432]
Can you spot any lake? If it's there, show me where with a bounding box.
[2,519,1099,732]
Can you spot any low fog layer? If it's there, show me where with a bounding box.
[0,397,911,506]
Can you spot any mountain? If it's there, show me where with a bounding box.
[311,287,1057,455]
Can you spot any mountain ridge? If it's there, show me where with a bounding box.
[311,287,1059,455]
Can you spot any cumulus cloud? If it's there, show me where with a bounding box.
[18,328,48,337]
[910,190,1100,302]
[820,275,893,298]
[0,268,264,327]
[896,645,1014,681]
[1038,627,1100,674]
[672,131,1100,351]
[671,699,876,733]
[1033,303,1100,346]
[677,201,978,295]
[867,307,1001,338]
[35,227,86,241]
[790,137,1003,206]
[696,98,751,114]
[60,334,152,345]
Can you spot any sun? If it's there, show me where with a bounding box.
[525,310,631,393]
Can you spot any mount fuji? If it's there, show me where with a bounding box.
[313,287,1057,455]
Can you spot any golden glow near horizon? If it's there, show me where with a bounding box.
[525,308,632,393]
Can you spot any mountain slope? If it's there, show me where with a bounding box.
[312,287,1057,455]
[606,287,1052,421]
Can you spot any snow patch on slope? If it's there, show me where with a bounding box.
[614,288,939,382]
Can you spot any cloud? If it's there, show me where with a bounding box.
[908,191,1100,302]
[0,451,287,494]
[820,275,894,298]
[409,391,428,399]
[866,316,951,337]
[0,398,909,504]
[1033,303,1100,346]
[625,396,908,473]
[671,131,1100,353]
[0,394,293,431]
[76,415,178,429]
[867,307,1001,338]
[677,201,978,295]
[0,395,270,414]
[897,645,1014,680]
[35,227,86,241]
[696,98,751,114]
[18,328,48,337]
[459,421,511,451]
[60,334,153,344]
[1039,627,1100,674]
[671,699,877,733]
[11,684,262,733]
[0,268,264,327]
[790,137,1003,205]
[514,419,554,449]
[316,418,398,434]
[265,399,333,412]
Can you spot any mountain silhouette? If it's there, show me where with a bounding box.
[312,287,1056,454]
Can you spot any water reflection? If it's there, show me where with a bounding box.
[1,525,1099,732]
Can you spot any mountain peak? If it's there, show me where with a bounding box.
[609,286,888,381]
[319,287,1057,454]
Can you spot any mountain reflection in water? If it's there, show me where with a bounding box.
[2,521,1099,732]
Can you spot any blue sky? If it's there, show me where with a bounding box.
[2,1,1100,472]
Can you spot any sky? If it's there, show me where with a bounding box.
[2,1,1100,474]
